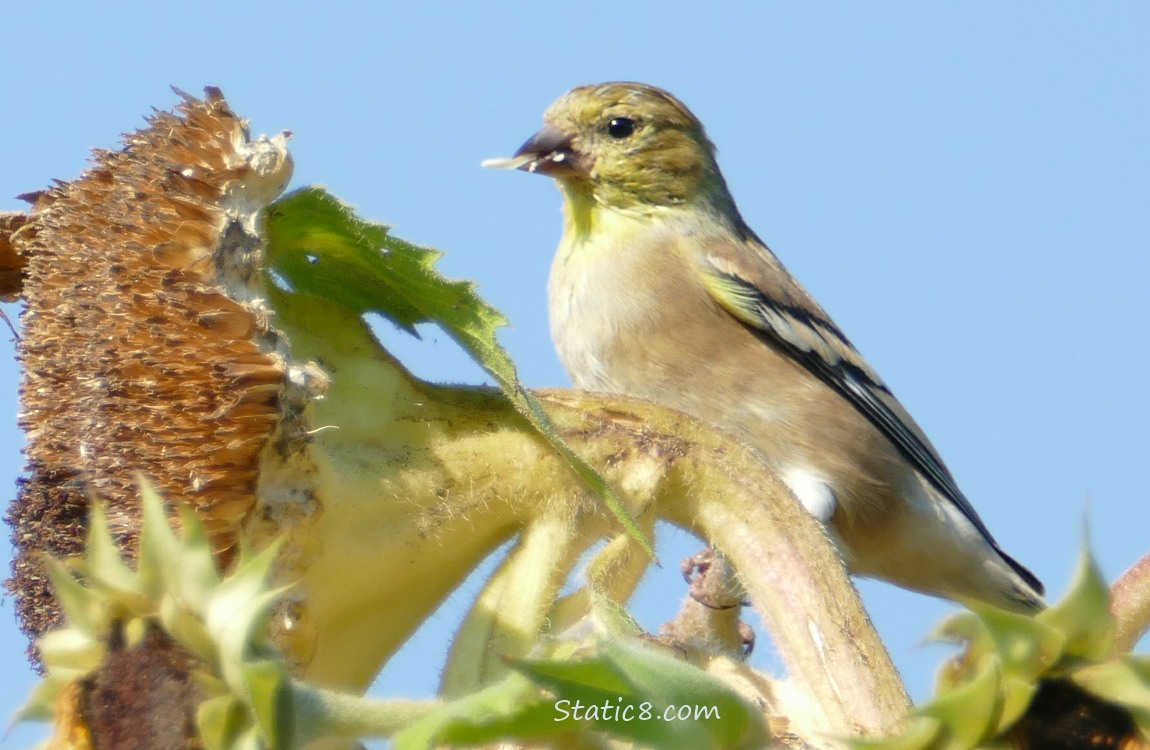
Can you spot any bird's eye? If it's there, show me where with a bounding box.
[605,117,636,139]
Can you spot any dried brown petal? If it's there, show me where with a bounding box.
[9,89,293,660]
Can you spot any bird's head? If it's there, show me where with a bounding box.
[485,82,732,219]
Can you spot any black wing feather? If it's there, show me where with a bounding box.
[712,270,1044,595]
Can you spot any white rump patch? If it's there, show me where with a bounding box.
[782,468,837,523]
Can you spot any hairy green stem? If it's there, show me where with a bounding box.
[539,390,911,737]
[292,682,439,742]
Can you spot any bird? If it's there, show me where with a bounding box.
[483,81,1044,613]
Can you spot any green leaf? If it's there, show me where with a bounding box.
[604,639,766,749]
[11,677,70,726]
[265,186,653,558]
[399,634,767,750]
[206,539,283,651]
[512,637,767,749]
[136,476,181,600]
[36,628,103,674]
[928,611,990,693]
[266,187,495,336]
[173,503,222,613]
[242,659,292,748]
[41,557,102,638]
[587,587,646,638]
[159,591,217,664]
[206,542,287,692]
[847,717,942,750]
[197,694,246,750]
[392,673,557,750]
[1038,546,1115,661]
[968,603,1065,682]
[84,500,143,600]
[996,675,1039,734]
[915,661,1002,750]
[929,610,987,648]
[232,724,268,750]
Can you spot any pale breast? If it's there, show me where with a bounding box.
[547,214,700,392]
[546,211,912,545]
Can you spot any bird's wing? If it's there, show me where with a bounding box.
[696,232,999,545]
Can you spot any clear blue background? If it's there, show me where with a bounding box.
[2,3,1148,746]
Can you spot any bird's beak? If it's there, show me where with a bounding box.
[481,124,585,177]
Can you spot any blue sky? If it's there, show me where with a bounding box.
[2,3,1149,746]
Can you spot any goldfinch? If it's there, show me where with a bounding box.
[484,82,1044,612]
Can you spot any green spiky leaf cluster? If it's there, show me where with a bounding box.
[850,549,1149,749]
[265,187,652,558]
[17,481,441,749]
[18,481,766,750]
[16,480,293,749]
